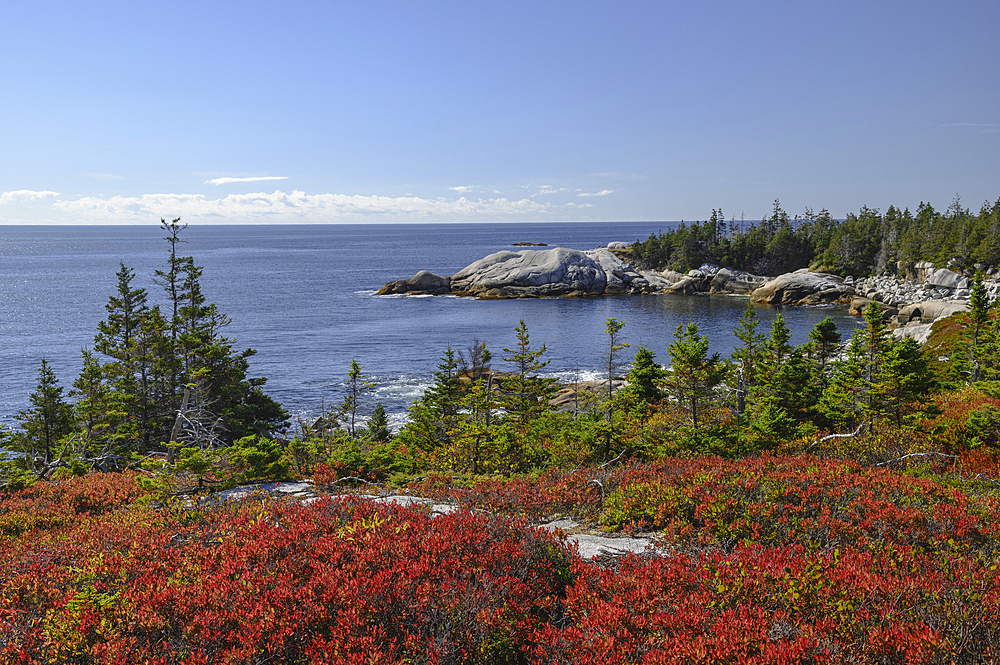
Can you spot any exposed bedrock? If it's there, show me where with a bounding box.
[376,270,451,295]
[378,247,659,298]
[751,269,856,305]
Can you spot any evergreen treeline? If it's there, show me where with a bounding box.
[5,219,287,480]
[629,196,1000,277]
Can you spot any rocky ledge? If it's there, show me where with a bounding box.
[377,245,999,323]
[750,269,855,306]
[378,247,660,298]
[377,247,767,299]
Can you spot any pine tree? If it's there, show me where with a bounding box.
[624,346,664,407]
[70,350,132,455]
[730,303,766,417]
[422,345,462,417]
[500,320,556,428]
[969,272,993,382]
[601,318,630,459]
[86,219,287,451]
[365,403,391,443]
[876,336,936,427]
[819,329,869,431]
[16,360,74,469]
[340,359,375,438]
[807,317,841,376]
[665,323,728,431]
[398,345,464,454]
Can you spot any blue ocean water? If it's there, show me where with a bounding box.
[1,223,862,429]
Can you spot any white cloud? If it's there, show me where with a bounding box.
[529,185,567,197]
[0,190,60,204]
[45,189,554,223]
[577,189,615,198]
[206,176,290,185]
[448,185,475,193]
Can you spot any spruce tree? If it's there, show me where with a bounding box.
[340,359,374,439]
[730,303,766,416]
[876,336,936,427]
[16,360,74,469]
[969,272,993,382]
[819,329,869,431]
[624,346,664,407]
[500,320,555,428]
[665,322,728,431]
[601,318,630,459]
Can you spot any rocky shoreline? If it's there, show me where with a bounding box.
[378,244,999,337]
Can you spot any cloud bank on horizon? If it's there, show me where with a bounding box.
[0,188,602,224]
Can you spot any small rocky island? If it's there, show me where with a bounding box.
[378,245,768,299]
[377,244,1000,338]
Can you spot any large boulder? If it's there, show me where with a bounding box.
[449,247,623,297]
[376,270,451,295]
[709,268,766,295]
[663,275,710,295]
[924,268,969,290]
[896,300,969,325]
[751,269,855,305]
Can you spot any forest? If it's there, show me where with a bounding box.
[4,210,1000,663]
[628,196,1000,277]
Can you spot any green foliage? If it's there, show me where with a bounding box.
[630,196,1000,279]
[80,220,288,456]
[365,403,391,443]
[340,358,375,438]
[600,318,630,459]
[665,322,729,432]
[623,345,664,408]
[227,435,290,484]
[174,446,222,484]
[14,359,74,471]
[500,320,556,428]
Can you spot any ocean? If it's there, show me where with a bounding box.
[0,222,862,430]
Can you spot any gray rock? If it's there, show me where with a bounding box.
[449,247,609,297]
[538,518,657,559]
[925,268,969,290]
[376,270,451,295]
[663,275,710,295]
[751,270,854,305]
[896,300,969,325]
[606,241,631,250]
[709,268,765,295]
[893,323,935,345]
[659,270,687,284]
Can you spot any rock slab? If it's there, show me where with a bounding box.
[751,269,855,305]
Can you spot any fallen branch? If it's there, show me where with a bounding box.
[599,449,627,469]
[808,421,867,450]
[973,473,1000,491]
[875,451,959,467]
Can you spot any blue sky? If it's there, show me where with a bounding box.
[1,0,997,224]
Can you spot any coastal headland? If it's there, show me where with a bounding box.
[377,244,1000,338]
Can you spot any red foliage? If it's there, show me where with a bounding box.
[4,460,1000,663]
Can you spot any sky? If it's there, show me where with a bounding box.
[1,0,997,225]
